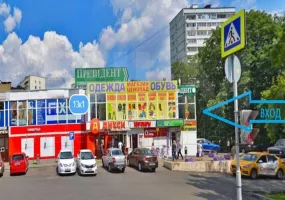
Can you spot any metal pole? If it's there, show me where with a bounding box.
[231,55,242,200]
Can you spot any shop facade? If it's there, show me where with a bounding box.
[0,89,89,160]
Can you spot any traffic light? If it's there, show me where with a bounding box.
[240,110,260,144]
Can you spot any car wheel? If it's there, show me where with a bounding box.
[250,169,257,179]
[152,168,156,172]
[108,164,112,172]
[213,147,218,153]
[122,168,125,173]
[276,169,284,180]
[138,162,142,171]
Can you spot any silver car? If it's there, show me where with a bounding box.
[102,148,126,173]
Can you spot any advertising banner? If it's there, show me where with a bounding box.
[88,81,177,121]
[182,120,197,131]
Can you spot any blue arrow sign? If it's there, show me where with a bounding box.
[203,90,285,132]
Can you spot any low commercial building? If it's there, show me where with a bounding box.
[0,81,197,161]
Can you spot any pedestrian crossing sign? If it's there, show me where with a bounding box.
[221,9,245,58]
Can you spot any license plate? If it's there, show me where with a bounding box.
[149,163,155,166]
[118,166,123,169]
[87,169,93,171]
[15,162,20,166]
[65,168,71,172]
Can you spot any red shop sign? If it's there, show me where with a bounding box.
[134,121,151,128]
[102,121,126,129]
[144,128,156,138]
[10,124,86,135]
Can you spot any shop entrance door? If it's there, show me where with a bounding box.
[94,134,105,159]
[132,134,138,149]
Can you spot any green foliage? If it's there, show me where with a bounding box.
[171,10,285,145]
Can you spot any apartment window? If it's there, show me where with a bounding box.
[187,39,197,44]
[187,47,198,52]
[35,86,37,89]
[197,23,206,27]
[207,23,212,27]
[208,30,212,35]
[226,14,233,18]
[217,14,226,18]
[35,80,37,83]
[187,23,196,27]
[186,15,196,20]
[187,31,196,36]
[210,14,217,19]
[211,22,217,26]
[198,14,209,19]
[197,31,207,36]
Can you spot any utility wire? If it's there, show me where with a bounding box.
[107,25,169,66]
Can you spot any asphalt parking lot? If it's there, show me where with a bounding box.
[0,165,284,200]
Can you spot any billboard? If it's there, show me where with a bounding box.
[87,81,177,121]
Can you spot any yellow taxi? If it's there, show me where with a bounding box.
[230,151,285,179]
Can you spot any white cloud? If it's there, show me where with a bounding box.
[268,10,284,17]
[0,3,10,16]
[1,4,22,32]
[145,66,171,80]
[0,31,106,88]
[231,0,256,9]
[121,7,132,23]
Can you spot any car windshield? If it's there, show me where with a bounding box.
[112,150,123,155]
[81,152,94,160]
[59,152,73,159]
[275,139,285,146]
[141,149,155,156]
[12,154,24,161]
[241,154,258,161]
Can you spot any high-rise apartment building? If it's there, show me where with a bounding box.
[170,4,235,64]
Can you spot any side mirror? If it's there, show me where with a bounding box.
[26,156,29,159]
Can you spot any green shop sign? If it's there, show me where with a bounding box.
[157,120,184,127]
[178,85,196,96]
[75,67,129,85]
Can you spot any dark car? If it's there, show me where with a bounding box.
[267,139,285,158]
[127,148,158,172]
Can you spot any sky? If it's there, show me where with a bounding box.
[0,0,284,88]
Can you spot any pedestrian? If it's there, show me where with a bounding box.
[177,141,183,160]
[100,142,104,159]
[118,140,123,150]
[197,140,203,160]
[227,140,230,153]
[122,143,125,155]
[151,143,156,155]
[172,140,177,161]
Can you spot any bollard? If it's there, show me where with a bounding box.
[37,154,40,164]
[184,146,187,156]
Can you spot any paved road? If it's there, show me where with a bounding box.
[0,165,284,200]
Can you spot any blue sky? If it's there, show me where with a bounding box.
[0,0,284,88]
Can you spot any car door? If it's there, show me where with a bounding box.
[257,155,268,175]
[128,150,134,165]
[202,139,209,151]
[266,155,279,176]
[104,150,110,166]
[76,151,81,168]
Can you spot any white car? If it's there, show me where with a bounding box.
[56,150,76,175]
[76,149,98,176]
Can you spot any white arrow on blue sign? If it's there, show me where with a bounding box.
[69,94,89,115]
[69,132,74,140]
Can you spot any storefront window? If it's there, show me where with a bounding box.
[117,94,127,120]
[178,103,195,119]
[91,103,96,120]
[167,92,176,119]
[97,103,106,120]
[90,94,95,103]
[127,93,137,120]
[0,102,4,127]
[137,93,147,120]
[46,99,57,124]
[28,100,36,125]
[107,94,117,120]
[18,101,27,126]
[97,94,106,103]
[58,99,67,124]
[186,95,195,103]
[178,96,185,103]
[37,99,46,125]
[148,92,157,120]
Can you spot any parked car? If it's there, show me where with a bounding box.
[127,148,158,172]
[230,152,285,179]
[76,149,98,176]
[56,150,76,175]
[102,148,126,173]
[0,153,4,177]
[10,152,29,176]
[197,138,220,153]
[267,139,285,158]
